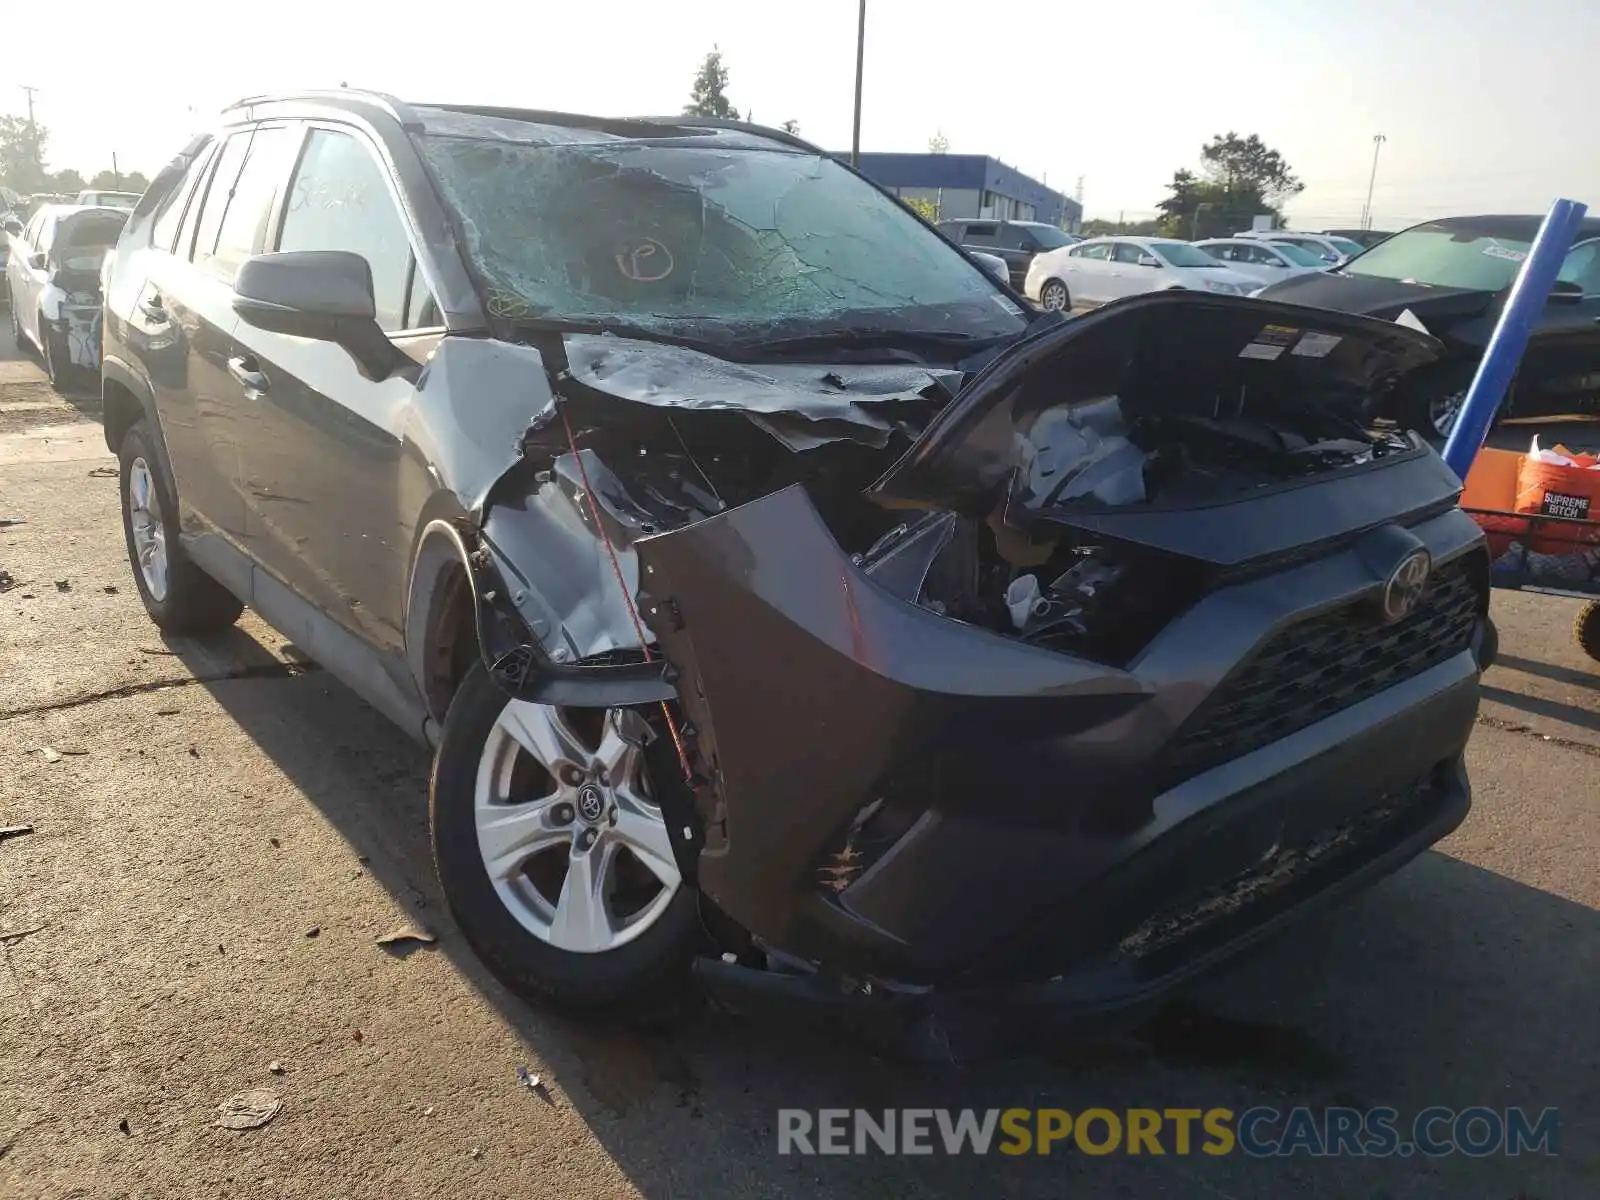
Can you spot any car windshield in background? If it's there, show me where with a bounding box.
[1019,224,1076,249]
[1154,242,1221,268]
[1341,223,1531,291]
[1274,242,1327,267]
[1327,237,1365,257]
[418,135,1027,343]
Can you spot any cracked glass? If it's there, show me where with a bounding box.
[418,136,1027,342]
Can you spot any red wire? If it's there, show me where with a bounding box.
[558,403,695,784]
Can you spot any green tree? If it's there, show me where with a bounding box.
[88,169,122,190]
[780,119,800,135]
[683,47,738,118]
[126,171,149,193]
[51,168,86,194]
[928,130,950,154]
[0,115,48,194]
[902,196,938,224]
[1156,133,1303,239]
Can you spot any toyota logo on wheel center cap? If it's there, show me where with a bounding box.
[576,784,606,823]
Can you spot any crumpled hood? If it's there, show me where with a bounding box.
[867,290,1459,567]
[1256,269,1498,327]
[561,332,965,450]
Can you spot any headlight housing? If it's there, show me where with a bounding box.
[1201,279,1241,295]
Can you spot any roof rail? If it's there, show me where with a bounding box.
[221,88,422,130]
[636,115,819,154]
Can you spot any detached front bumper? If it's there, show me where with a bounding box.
[636,485,1485,1053]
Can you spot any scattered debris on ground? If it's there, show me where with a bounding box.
[268,1061,286,1075]
[0,925,45,945]
[516,1066,541,1092]
[154,709,180,716]
[0,570,16,592]
[137,646,177,655]
[103,585,118,594]
[376,926,437,956]
[0,824,34,842]
[53,579,69,592]
[214,1088,281,1130]
[87,466,119,478]
[0,517,25,528]
[40,747,62,764]
[304,926,320,939]
[118,1118,131,1136]
[352,1030,364,1044]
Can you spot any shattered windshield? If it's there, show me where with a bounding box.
[418,135,1028,342]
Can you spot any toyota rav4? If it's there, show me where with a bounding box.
[100,91,1490,1055]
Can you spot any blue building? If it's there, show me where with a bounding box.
[840,152,1079,231]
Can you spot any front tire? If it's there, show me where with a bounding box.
[1039,279,1069,312]
[430,665,698,1014]
[118,419,245,634]
[40,315,72,390]
[1576,601,1600,665]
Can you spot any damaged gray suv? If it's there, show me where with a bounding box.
[102,91,1490,1053]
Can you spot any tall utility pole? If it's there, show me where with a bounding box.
[21,85,42,187]
[850,0,866,168]
[1361,133,1387,231]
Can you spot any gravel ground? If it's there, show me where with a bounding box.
[2,324,1597,1199]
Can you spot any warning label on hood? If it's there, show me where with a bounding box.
[1238,323,1302,361]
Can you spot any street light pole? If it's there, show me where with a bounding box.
[850,0,866,169]
[1361,133,1386,231]
[20,85,41,188]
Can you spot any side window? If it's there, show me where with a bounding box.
[186,132,252,264]
[1078,243,1112,261]
[151,144,216,254]
[209,126,298,280]
[1205,244,1233,261]
[22,213,43,246]
[276,129,412,332]
[1558,241,1600,294]
[1111,243,1145,264]
[963,222,1000,246]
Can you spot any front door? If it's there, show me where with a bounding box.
[231,125,442,657]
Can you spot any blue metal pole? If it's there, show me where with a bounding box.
[1441,197,1589,477]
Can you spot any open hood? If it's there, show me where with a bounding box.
[1257,269,1499,325]
[868,290,1455,567]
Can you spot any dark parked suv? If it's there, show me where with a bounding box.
[102,90,1490,1051]
[936,218,1079,289]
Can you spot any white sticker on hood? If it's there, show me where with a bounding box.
[1238,342,1285,361]
[992,294,1025,316]
[1291,331,1342,358]
[1482,244,1528,263]
[1394,308,1429,334]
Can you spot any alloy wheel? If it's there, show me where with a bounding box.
[1040,281,1068,312]
[126,457,169,602]
[474,701,681,954]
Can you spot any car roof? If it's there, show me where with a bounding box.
[1395,213,1600,241]
[223,89,812,155]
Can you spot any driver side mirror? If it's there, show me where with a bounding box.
[1137,254,1161,267]
[1,217,21,236]
[232,250,412,382]
[27,251,46,270]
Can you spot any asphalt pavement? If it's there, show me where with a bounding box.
[2,324,1597,1199]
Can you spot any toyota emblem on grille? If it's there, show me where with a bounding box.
[1381,549,1432,623]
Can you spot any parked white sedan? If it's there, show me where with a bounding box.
[1025,237,1260,310]
[1193,238,1330,288]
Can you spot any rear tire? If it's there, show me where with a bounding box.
[117,419,245,635]
[1576,601,1600,665]
[430,664,698,1016]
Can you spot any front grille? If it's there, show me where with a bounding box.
[1165,554,1482,786]
[1117,771,1440,961]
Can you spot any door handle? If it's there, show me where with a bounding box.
[228,355,269,394]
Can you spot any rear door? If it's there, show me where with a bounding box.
[1517,237,1600,417]
[231,124,443,655]
[993,223,1040,288]
[1107,241,1155,299]
[1065,242,1116,303]
[12,212,54,344]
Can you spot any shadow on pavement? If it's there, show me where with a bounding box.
[1495,652,1600,693]
[173,625,1597,1198]
[1480,683,1600,733]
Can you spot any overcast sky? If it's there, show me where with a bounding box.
[17,0,1597,230]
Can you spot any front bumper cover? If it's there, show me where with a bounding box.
[636,483,1485,1042]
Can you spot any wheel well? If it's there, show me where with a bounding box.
[420,560,482,722]
[102,378,145,454]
